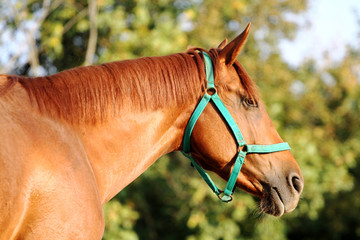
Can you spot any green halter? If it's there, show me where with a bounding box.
[182,52,291,202]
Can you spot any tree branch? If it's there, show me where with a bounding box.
[62,8,88,34]
[84,0,98,66]
[27,0,64,76]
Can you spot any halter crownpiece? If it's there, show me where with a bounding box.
[181,52,291,202]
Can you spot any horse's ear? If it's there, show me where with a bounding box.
[217,39,228,50]
[219,22,251,66]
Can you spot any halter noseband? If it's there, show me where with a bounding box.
[181,52,291,202]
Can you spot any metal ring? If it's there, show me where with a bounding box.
[206,87,216,96]
[217,191,233,202]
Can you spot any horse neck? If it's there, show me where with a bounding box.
[69,55,205,204]
[76,103,196,203]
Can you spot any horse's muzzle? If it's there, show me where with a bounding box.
[260,172,304,217]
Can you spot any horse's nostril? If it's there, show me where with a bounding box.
[289,174,303,194]
[292,177,302,193]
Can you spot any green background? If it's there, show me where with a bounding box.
[1,0,359,239]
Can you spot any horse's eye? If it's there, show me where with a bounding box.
[242,97,258,108]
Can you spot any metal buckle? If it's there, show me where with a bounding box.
[217,191,233,202]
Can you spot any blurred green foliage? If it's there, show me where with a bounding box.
[1,0,359,239]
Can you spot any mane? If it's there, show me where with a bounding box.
[1,48,258,125]
[15,52,207,124]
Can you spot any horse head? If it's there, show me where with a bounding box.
[186,23,303,217]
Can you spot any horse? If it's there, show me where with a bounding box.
[0,23,303,239]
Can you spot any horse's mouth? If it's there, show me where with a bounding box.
[260,187,285,217]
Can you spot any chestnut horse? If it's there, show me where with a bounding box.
[0,24,303,239]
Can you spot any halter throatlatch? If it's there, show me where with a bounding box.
[181,52,291,202]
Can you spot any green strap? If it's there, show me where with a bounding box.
[181,153,221,195]
[246,142,291,153]
[223,153,245,196]
[182,93,211,154]
[211,93,246,146]
[203,53,215,89]
[182,52,291,203]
